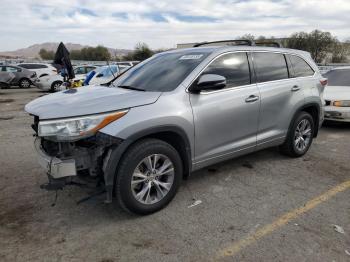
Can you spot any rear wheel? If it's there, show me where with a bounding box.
[50,81,63,92]
[19,78,31,88]
[115,139,183,215]
[280,111,314,157]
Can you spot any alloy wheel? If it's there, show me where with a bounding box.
[131,154,175,205]
[21,79,30,88]
[294,119,312,152]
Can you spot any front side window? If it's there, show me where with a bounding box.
[113,51,211,92]
[253,52,289,83]
[200,52,251,88]
[290,55,314,77]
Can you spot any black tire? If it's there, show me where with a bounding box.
[19,78,31,88]
[115,138,183,215]
[280,111,314,157]
[50,81,63,92]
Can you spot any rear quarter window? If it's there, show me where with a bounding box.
[253,52,289,83]
[289,55,314,77]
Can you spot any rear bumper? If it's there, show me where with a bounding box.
[34,139,77,179]
[324,106,350,122]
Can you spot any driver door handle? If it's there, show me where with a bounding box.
[245,95,259,103]
[291,85,300,92]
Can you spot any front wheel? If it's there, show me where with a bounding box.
[19,78,31,88]
[115,139,183,215]
[50,81,63,92]
[280,111,314,157]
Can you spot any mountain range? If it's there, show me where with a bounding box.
[0,42,132,59]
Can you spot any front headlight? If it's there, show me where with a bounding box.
[38,110,128,141]
[333,100,350,107]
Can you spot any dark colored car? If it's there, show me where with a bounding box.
[0,65,37,88]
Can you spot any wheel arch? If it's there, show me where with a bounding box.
[102,125,192,192]
[290,102,320,138]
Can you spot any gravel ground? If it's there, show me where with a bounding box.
[0,88,349,262]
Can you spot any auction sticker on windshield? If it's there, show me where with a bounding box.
[179,54,203,60]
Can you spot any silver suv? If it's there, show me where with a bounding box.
[25,40,325,214]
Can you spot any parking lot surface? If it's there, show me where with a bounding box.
[0,88,349,262]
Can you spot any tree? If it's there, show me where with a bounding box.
[121,42,154,61]
[287,30,338,63]
[331,42,349,63]
[69,46,111,61]
[239,34,255,40]
[39,48,54,60]
[132,43,154,61]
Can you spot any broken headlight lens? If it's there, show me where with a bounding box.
[38,110,128,141]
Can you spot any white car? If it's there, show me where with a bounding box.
[35,65,97,92]
[323,67,350,122]
[17,63,57,77]
[88,65,120,86]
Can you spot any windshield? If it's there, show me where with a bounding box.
[112,51,211,92]
[324,69,350,86]
[97,66,119,77]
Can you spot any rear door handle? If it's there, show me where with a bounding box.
[245,95,259,103]
[291,85,300,92]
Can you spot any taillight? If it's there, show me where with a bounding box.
[320,78,328,86]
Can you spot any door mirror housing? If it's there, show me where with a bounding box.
[190,74,226,93]
[96,73,104,78]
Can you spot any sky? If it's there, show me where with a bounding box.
[1,0,350,51]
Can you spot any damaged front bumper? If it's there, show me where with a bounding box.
[35,139,77,179]
[33,132,124,203]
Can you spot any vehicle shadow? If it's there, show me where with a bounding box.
[322,120,350,129]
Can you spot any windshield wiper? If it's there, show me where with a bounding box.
[117,85,146,91]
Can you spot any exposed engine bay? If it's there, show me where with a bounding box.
[32,114,123,204]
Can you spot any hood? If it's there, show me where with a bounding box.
[25,85,161,119]
[324,86,350,101]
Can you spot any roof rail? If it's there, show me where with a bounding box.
[193,39,255,47]
[255,41,283,48]
[193,39,283,48]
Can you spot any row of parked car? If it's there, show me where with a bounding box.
[1,59,349,125]
[0,61,139,92]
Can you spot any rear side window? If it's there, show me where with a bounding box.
[36,64,48,69]
[253,52,288,83]
[289,55,314,77]
[201,52,251,88]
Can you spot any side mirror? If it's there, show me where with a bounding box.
[190,74,226,93]
[96,73,104,78]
